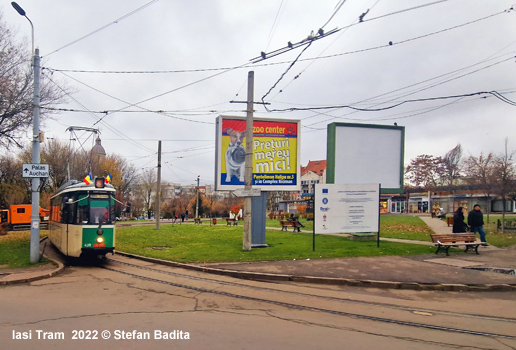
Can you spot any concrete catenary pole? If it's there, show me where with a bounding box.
[155,140,161,230]
[243,71,254,251]
[195,176,200,219]
[29,49,41,263]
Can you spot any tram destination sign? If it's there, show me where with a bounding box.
[22,163,50,178]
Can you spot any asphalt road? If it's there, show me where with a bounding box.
[1,251,515,350]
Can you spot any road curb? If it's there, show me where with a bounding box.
[115,251,516,292]
[0,238,66,286]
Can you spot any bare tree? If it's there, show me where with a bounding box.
[463,152,496,221]
[0,13,67,149]
[41,139,72,190]
[492,139,516,232]
[135,168,157,219]
[0,154,29,206]
[405,154,446,188]
[442,144,463,187]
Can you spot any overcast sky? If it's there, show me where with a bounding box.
[2,0,516,187]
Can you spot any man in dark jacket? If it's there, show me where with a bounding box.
[468,204,488,246]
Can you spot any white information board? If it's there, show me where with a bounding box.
[315,183,380,234]
[326,123,404,193]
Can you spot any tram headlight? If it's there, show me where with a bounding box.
[96,236,104,244]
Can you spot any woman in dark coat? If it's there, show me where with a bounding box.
[452,207,466,233]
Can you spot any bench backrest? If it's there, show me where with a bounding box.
[280,220,299,227]
[431,233,477,243]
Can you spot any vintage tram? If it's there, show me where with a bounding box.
[49,177,116,258]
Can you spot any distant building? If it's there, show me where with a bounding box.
[300,160,327,194]
[274,160,327,213]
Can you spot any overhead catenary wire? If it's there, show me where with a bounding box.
[44,0,159,57]
[272,51,515,128]
[43,6,510,77]
[266,91,516,114]
[251,0,451,64]
[264,0,286,52]
[267,0,382,102]
[42,71,156,154]
[51,69,218,125]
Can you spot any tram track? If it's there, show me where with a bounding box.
[103,256,516,340]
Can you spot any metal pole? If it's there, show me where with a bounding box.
[30,49,41,263]
[243,71,254,251]
[195,176,200,219]
[377,184,381,248]
[12,2,41,263]
[155,140,161,229]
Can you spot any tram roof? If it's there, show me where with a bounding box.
[53,179,115,197]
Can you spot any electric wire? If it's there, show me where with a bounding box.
[44,0,159,57]
[321,0,348,29]
[267,0,382,102]
[264,0,285,52]
[261,41,314,106]
[43,7,508,77]
[42,71,155,153]
[52,69,218,125]
[252,0,451,64]
[267,91,516,114]
[273,52,515,127]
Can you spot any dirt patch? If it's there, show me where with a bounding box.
[382,224,432,233]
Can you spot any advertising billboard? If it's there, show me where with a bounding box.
[326,123,404,193]
[215,116,300,191]
[315,183,380,234]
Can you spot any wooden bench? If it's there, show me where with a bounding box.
[194,218,202,225]
[226,218,238,226]
[279,220,301,232]
[430,233,481,256]
[497,219,516,231]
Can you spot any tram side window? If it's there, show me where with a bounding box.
[50,197,61,222]
[90,200,110,224]
[77,195,89,224]
[110,197,116,221]
[61,197,75,224]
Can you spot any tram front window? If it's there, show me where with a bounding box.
[90,201,110,224]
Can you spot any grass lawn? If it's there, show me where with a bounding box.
[380,215,435,241]
[3,215,515,267]
[0,231,49,268]
[116,222,435,263]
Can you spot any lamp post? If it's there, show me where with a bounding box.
[12,2,41,263]
[195,176,200,219]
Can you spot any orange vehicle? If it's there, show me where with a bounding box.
[0,205,50,231]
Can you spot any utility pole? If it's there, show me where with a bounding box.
[195,175,200,219]
[29,49,41,263]
[155,140,161,229]
[12,1,41,263]
[243,71,254,251]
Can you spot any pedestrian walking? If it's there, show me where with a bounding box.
[452,207,467,233]
[468,204,488,246]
